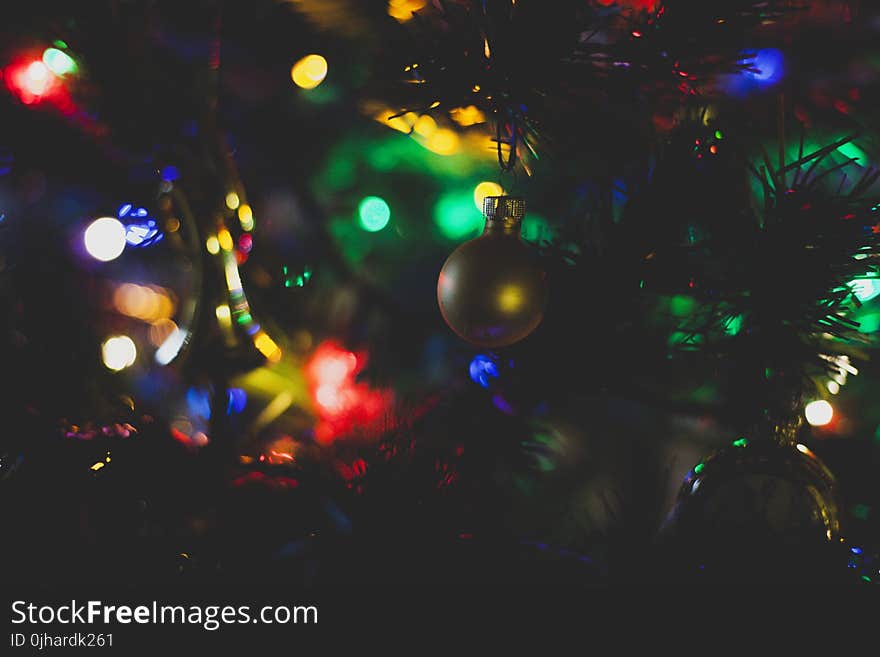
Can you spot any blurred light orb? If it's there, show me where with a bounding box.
[424,128,459,155]
[238,204,254,231]
[215,304,232,327]
[149,318,178,347]
[205,235,220,255]
[84,217,127,261]
[469,354,499,388]
[745,48,784,83]
[805,400,834,426]
[291,54,328,89]
[227,388,247,414]
[388,0,426,22]
[313,350,357,386]
[23,60,52,95]
[414,115,436,137]
[434,191,483,240]
[358,196,391,232]
[225,191,240,210]
[102,335,137,371]
[850,277,880,303]
[217,228,234,251]
[155,327,187,365]
[315,384,343,412]
[42,48,76,77]
[473,181,504,211]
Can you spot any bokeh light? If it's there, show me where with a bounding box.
[42,48,76,76]
[22,60,53,96]
[310,347,357,386]
[215,304,232,328]
[850,277,880,303]
[744,48,784,84]
[434,190,483,240]
[148,318,178,347]
[84,217,127,262]
[424,128,460,155]
[101,335,137,371]
[253,330,282,363]
[805,399,834,426]
[225,191,240,210]
[227,388,247,415]
[413,115,436,137]
[238,204,254,231]
[218,228,234,251]
[388,0,426,22]
[469,354,499,388]
[205,235,220,255]
[291,54,328,89]
[118,204,162,248]
[358,196,391,232]
[155,327,188,365]
[186,387,212,419]
[837,141,869,165]
[473,181,503,210]
[723,48,784,96]
[113,283,175,321]
[450,105,486,127]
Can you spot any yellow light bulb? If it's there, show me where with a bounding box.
[291,54,328,89]
[217,228,234,251]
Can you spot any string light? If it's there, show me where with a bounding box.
[388,0,426,22]
[21,61,53,96]
[217,228,234,251]
[473,181,504,211]
[850,277,880,303]
[238,204,254,231]
[42,48,76,76]
[253,330,282,363]
[205,235,220,255]
[805,400,834,426]
[225,192,240,210]
[424,128,459,155]
[84,217,127,262]
[434,191,483,240]
[101,335,137,371]
[113,283,174,321]
[155,327,188,365]
[469,354,499,388]
[291,54,328,89]
[450,105,486,126]
[358,196,391,232]
[215,304,232,328]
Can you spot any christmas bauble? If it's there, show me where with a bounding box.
[437,196,548,348]
[660,435,840,574]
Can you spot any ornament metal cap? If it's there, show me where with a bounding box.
[483,195,525,232]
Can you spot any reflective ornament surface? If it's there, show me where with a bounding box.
[437,196,548,348]
[660,434,840,577]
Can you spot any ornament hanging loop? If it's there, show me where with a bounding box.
[496,110,519,172]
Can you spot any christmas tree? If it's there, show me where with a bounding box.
[2,0,880,641]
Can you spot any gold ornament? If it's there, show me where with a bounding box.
[662,429,840,559]
[437,196,548,348]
